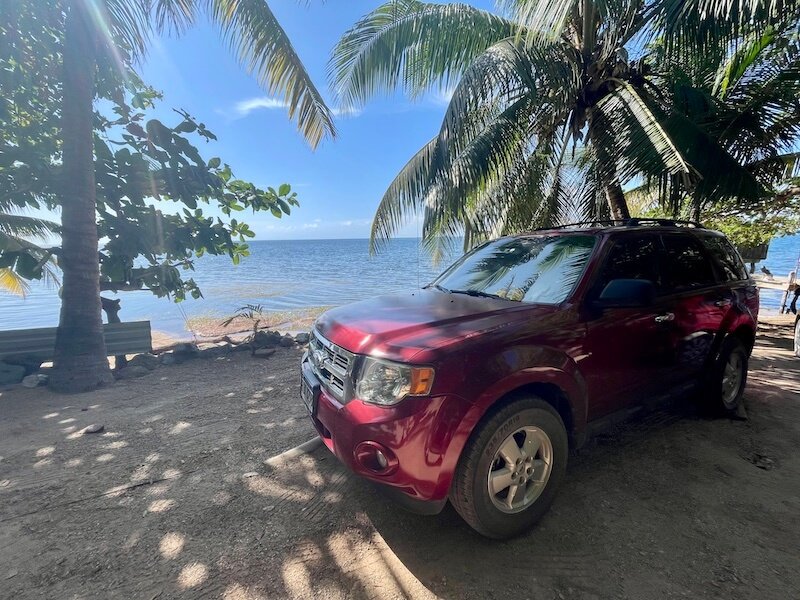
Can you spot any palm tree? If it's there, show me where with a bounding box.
[0,210,60,297]
[329,0,786,257]
[44,0,336,391]
[629,10,800,220]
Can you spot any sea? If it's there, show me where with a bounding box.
[2,235,798,338]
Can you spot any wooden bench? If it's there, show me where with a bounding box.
[0,321,152,362]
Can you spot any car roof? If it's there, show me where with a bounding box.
[513,219,725,239]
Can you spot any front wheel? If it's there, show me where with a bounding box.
[449,398,568,539]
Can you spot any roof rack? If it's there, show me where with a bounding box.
[547,218,704,230]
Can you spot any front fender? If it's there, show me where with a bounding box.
[430,345,587,500]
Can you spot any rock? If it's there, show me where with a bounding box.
[160,352,179,365]
[279,335,295,348]
[294,332,310,344]
[252,330,282,348]
[0,362,26,385]
[242,472,258,478]
[21,373,48,388]
[82,423,104,435]
[253,348,276,359]
[232,342,252,353]
[173,342,200,357]
[199,342,232,358]
[114,365,151,380]
[750,453,774,470]
[2,354,44,376]
[128,353,160,371]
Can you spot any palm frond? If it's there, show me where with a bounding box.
[154,0,197,34]
[329,0,518,108]
[496,0,579,43]
[0,267,30,297]
[209,0,335,148]
[0,213,60,239]
[591,82,693,186]
[713,26,778,99]
[370,136,441,254]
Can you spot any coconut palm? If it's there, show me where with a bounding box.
[329,0,788,257]
[15,0,336,391]
[629,11,800,220]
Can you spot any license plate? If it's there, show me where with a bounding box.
[300,365,320,416]
[300,377,314,413]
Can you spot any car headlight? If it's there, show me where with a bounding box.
[355,357,435,406]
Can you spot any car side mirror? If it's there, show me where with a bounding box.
[596,279,656,308]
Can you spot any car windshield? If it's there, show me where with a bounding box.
[431,235,597,304]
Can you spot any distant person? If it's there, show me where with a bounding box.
[761,266,774,281]
[795,315,800,359]
[793,288,800,358]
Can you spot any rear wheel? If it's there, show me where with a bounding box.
[449,398,568,539]
[706,337,748,414]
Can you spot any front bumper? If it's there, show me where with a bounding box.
[301,357,471,511]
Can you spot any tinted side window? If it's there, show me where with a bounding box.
[594,235,660,294]
[699,235,749,281]
[660,235,717,291]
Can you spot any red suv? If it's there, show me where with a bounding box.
[300,220,758,538]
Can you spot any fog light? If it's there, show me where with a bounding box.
[354,441,398,475]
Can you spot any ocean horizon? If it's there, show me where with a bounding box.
[2,234,798,338]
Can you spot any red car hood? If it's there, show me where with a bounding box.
[315,289,550,363]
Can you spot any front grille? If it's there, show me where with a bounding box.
[308,330,355,401]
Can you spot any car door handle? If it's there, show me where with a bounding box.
[654,312,675,323]
[714,299,732,308]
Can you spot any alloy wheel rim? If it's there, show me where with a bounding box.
[488,426,553,514]
[722,351,744,407]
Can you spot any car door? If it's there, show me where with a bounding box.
[581,234,678,421]
[657,233,731,382]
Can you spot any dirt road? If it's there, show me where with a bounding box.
[1,328,798,599]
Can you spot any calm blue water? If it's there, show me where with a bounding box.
[2,235,798,337]
[0,238,460,337]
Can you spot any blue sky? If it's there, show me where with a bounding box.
[136,1,494,240]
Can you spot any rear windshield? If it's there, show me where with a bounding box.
[432,235,597,304]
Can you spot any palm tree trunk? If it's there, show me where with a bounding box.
[603,180,631,221]
[49,1,114,392]
[691,191,702,223]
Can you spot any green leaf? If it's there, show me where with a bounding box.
[278,183,291,196]
[208,157,221,169]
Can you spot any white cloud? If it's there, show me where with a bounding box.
[233,96,288,117]
[331,106,363,118]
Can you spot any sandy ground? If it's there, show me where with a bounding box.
[1,326,799,600]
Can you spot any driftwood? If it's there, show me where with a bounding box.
[100,297,127,369]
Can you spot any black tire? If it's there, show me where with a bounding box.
[449,397,568,539]
[706,337,748,414]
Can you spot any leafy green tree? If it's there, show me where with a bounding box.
[1,72,299,304]
[2,0,333,391]
[330,0,796,259]
[92,87,299,302]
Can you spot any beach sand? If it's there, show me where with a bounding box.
[0,321,798,599]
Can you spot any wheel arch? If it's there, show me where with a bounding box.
[482,382,575,443]
[729,323,756,355]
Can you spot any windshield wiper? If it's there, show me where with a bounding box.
[448,288,505,300]
[425,283,451,293]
